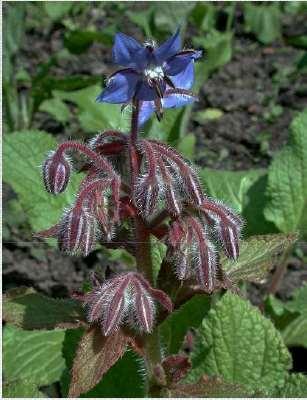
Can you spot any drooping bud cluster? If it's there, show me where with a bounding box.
[42,151,71,194]
[82,272,173,335]
[134,139,203,217]
[167,199,243,290]
[38,134,126,256]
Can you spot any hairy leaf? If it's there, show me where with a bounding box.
[3,326,66,386]
[3,130,83,231]
[284,283,307,316]
[39,97,71,124]
[68,327,130,397]
[222,233,297,283]
[3,287,84,330]
[188,293,291,391]
[3,379,44,398]
[264,110,307,238]
[282,315,307,348]
[160,294,210,354]
[273,373,307,397]
[168,375,255,397]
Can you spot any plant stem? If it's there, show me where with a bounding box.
[131,98,140,143]
[129,97,163,396]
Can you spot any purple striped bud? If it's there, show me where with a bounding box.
[168,217,217,291]
[83,272,173,336]
[58,207,96,256]
[42,151,71,194]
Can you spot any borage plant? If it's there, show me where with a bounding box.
[6,29,297,397]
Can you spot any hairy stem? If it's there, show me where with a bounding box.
[128,98,162,396]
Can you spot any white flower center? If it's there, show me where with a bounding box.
[144,66,164,80]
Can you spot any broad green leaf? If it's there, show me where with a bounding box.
[284,283,307,316]
[83,350,144,398]
[194,30,233,85]
[54,85,130,133]
[3,379,44,398]
[3,287,84,330]
[69,327,130,397]
[126,8,154,37]
[160,294,210,354]
[200,168,265,213]
[44,1,73,21]
[3,130,83,231]
[150,235,167,284]
[39,97,71,124]
[282,315,307,348]
[273,373,307,397]
[244,3,281,44]
[222,233,297,283]
[264,110,307,238]
[3,326,66,386]
[177,134,196,159]
[154,2,195,34]
[188,293,291,391]
[64,30,113,54]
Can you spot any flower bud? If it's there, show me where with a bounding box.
[42,151,71,194]
[58,207,96,256]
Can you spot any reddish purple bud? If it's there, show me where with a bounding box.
[82,272,173,336]
[162,355,192,384]
[58,206,97,256]
[201,198,243,260]
[42,151,71,194]
[168,217,217,291]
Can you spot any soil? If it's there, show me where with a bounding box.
[3,4,307,318]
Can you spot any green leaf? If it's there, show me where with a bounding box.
[188,293,291,391]
[3,287,84,330]
[3,325,66,386]
[3,130,83,231]
[177,134,196,159]
[244,3,281,44]
[222,233,297,284]
[282,315,307,348]
[154,2,195,33]
[193,108,223,124]
[264,110,307,238]
[64,30,113,54]
[194,30,233,84]
[150,235,167,285]
[284,283,307,316]
[68,327,130,397]
[273,373,307,397]
[3,379,44,398]
[160,295,211,354]
[39,97,71,124]
[200,168,264,213]
[54,85,130,134]
[44,1,73,21]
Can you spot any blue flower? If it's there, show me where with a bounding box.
[97,29,201,124]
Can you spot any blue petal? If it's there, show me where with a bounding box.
[154,28,181,64]
[169,61,195,90]
[164,50,202,76]
[138,101,156,126]
[96,69,139,104]
[136,81,166,101]
[162,91,196,109]
[112,33,147,69]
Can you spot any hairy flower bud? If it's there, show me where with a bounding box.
[42,151,71,194]
[83,272,172,336]
[58,207,96,256]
